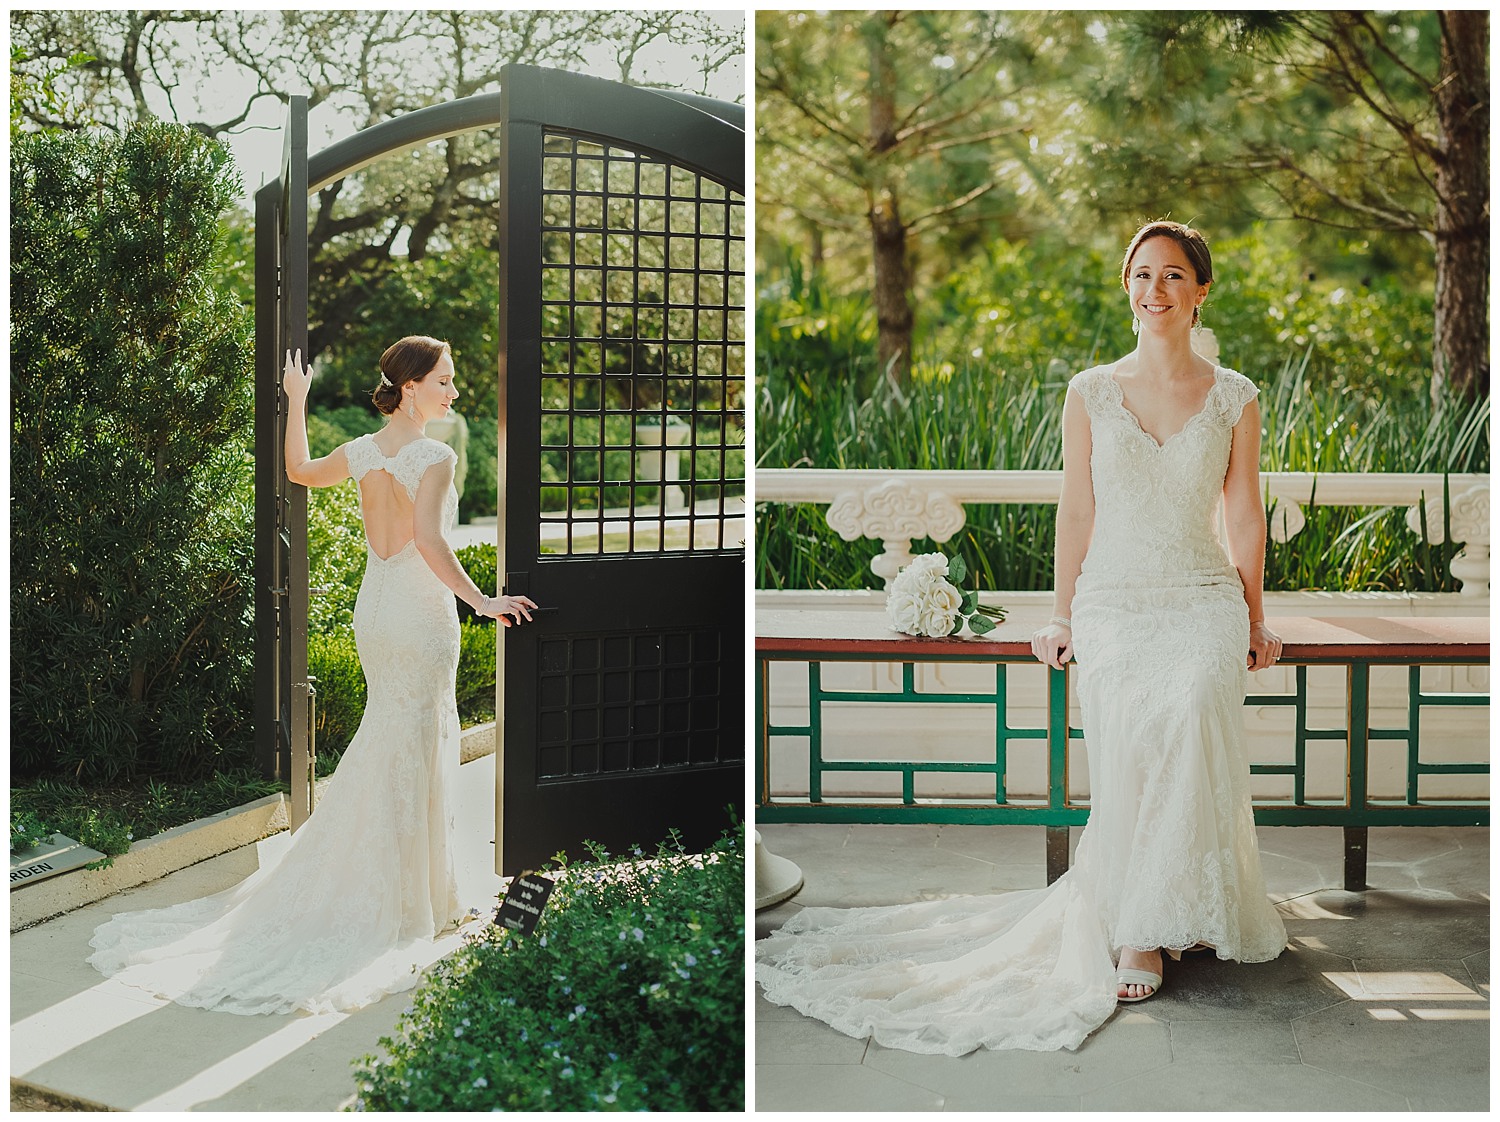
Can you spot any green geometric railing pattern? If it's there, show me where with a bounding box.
[756,650,1489,886]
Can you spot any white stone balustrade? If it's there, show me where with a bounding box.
[758,469,1490,595]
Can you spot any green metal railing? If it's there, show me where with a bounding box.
[756,651,1489,889]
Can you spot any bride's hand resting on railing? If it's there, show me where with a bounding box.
[477,593,539,627]
[1031,621,1073,671]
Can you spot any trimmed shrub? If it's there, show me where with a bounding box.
[352,825,745,1111]
[11,120,253,783]
[308,628,368,761]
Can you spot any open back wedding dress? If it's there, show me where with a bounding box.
[89,436,467,1016]
[755,365,1288,1054]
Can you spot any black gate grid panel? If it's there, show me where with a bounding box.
[538,132,746,557]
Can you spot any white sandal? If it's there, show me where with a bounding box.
[1116,967,1162,1003]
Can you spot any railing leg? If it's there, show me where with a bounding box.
[1343,826,1368,891]
[1045,826,1069,885]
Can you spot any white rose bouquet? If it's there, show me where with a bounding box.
[886,552,1007,638]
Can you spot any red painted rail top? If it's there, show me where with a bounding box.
[757,606,1489,663]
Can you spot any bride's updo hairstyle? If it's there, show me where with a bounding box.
[372,335,451,415]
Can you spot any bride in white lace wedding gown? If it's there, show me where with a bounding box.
[88,337,534,1016]
[757,223,1288,1054]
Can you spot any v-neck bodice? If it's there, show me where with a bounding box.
[1070,363,1259,579]
[1107,365,1221,450]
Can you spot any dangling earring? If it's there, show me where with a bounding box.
[1131,316,1140,336]
[1193,304,1203,329]
[406,397,418,421]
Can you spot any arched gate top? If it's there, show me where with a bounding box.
[261,64,743,199]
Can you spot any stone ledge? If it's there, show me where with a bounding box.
[9,721,498,933]
[11,1076,120,1112]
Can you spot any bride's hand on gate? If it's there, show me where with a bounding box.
[283,349,314,401]
[1247,621,1282,671]
[1031,622,1073,670]
[481,593,539,627]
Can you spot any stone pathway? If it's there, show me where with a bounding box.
[754,823,1489,1112]
[11,756,504,1112]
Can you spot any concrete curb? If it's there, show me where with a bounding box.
[9,722,497,933]
[11,1076,120,1112]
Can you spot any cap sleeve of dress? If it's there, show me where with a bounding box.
[394,439,458,501]
[1211,368,1260,428]
[1067,366,1112,418]
[344,434,380,482]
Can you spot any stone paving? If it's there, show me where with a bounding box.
[10,755,505,1112]
[754,823,1488,1112]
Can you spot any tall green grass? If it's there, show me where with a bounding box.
[756,349,1489,593]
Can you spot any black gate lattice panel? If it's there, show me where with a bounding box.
[537,627,726,780]
[538,133,746,556]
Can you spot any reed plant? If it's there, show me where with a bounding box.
[757,348,1488,593]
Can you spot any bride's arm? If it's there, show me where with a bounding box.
[1223,399,1280,670]
[1033,388,1094,670]
[282,349,350,488]
[412,459,536,626]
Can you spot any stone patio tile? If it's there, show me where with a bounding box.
[756,1008,870,1066]
[755,988,810,1024]
[931,824,1050,888]
[753,1063,943,1113]
[1167,1019,1301,1064]
[755,899,804,941]
[1085,1060,1408,1112]
[188,998,408,1112]
[1133,945,1354,1023]
[1292,1001,1489,1105]
[863,1015,1171,1098]
[1279,888,1488,959]
[942,1088,1082,1111]
[1404,1086,1491,1112]
[20,999,293,1109]
[1349,959,1485,999]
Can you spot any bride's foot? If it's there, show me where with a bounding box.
[1117,947,1163,1001]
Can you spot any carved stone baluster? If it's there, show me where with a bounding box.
[826,479,967,588]
[1406,483,1490,596]
[1265,492,1306,543]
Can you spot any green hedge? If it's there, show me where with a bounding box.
[11,120,254,783]
[352,826,745,1111]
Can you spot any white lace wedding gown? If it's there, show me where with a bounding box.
[89,435,467,1016]
[756,364,1288,1054]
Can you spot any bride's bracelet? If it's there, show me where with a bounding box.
[1049,616,1072,629]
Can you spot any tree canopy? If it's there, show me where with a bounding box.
[11,9,745,366]
[756,10,1486,398]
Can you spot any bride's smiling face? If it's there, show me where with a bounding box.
[1125,236,1210,335]
[404,351,460,421]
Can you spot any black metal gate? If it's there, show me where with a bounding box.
[254,67,744,872]
[496,66,745,873]
[253,95,313,828]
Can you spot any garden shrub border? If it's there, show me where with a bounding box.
[351,824,745,1112]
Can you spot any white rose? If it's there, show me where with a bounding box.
[886,589,922,634]
[902,554,948,583]
[888,553,963,636]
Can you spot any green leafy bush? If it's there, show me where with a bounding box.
[11,769,283,866]
[11,120,254,783]
[454,543,498,626]
[11,809,53,854]
[455,619,497,723]
[352,825,745,1112]
[308,480,368,633]
[308,629,369,761]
